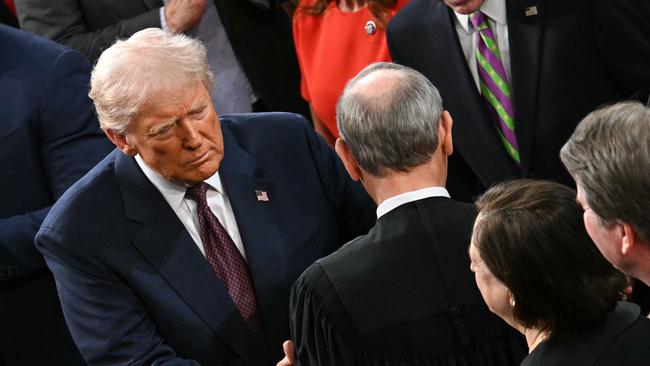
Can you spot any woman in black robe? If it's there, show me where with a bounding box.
[470,180,650,366]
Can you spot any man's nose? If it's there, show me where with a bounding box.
[180,120,202,149]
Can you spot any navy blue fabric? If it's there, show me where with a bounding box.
[0,24,112,365]
[36,113,375,366]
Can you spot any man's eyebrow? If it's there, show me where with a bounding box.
[189,105,207,114]
[189,98,208,112]
[147,119,176,135]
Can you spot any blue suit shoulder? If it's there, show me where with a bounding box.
[220,112,312,144]
[38,150,122,243]
[219,112,326,170]
[0,23,89,71]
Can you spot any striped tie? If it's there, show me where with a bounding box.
[470,11,520,164]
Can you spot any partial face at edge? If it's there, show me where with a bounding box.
[469,222,516,328]
[443,0,485,14]
[122,82,224,185]
[576,184,625,271]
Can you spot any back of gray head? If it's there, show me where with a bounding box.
[336,62,443,177]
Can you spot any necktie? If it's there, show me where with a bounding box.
[185,183,265,342]
[470,11,520,164]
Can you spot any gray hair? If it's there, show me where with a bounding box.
[336,62,443,177]
[560,101,650,244]
[89,28,213,133]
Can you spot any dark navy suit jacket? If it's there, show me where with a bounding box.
[36,113,376,366]
[0,24,112,365]
[388,0,650,202]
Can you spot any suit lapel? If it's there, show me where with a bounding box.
[218,122,290,353]
[114,152,266,365]
[419,0,519,186]
[506,0,544,176]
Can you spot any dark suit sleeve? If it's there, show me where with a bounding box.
[0,49,111,279]
[593,0,650,100]
[15,0,161,62]
[36,226,202,366]
[290,264,356,366]
[300,118,376,243]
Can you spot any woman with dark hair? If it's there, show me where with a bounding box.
[469,180,650,365]
[292,0,407,145]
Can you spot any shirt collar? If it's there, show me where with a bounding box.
[454,0,507,34]
[376,186,450,218]
[135,154,224,210]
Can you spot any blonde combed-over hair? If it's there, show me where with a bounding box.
[89,28,213,133]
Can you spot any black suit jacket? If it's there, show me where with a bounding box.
[290,197,526,365]
[15,0,309,116]
[387,0,650,202]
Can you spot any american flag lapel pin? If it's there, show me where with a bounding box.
[524,5,538,16]
[255,190,269,202]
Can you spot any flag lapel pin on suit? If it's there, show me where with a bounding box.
[525,6,538,16]
[255,190,269,202]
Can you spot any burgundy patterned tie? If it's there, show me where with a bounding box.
[185,183,265,342]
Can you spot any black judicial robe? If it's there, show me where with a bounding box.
[522,302,650,366]
[290,196,527,365]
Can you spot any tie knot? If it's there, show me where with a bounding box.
[470,11,488,30]
[185,182,209,204]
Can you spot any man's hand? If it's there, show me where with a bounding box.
[276,340,295,366]
[164,0,207,33]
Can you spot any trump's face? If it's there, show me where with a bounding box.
[443,0,484,14]
[113,82,223,185]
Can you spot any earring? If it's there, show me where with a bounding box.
[509,296,516,307]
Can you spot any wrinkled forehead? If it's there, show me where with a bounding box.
[133,81,211,124]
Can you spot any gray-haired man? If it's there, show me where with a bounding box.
[561,102,650,289]
[283,62,525,365]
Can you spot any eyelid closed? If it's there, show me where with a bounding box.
[149,121,177,137]
[189,105,207,117]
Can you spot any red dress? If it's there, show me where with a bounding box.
[293,0,408,139]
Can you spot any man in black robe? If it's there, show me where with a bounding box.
[281,62,526,365]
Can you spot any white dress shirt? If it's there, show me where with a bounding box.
[452,0,511,91]
[376,187,451,219]
[135,155,247,260]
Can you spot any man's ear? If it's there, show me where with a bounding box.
[334,138,362,181]
[621,223,638,256]
[438,110,453,157]
[105,129,137,156]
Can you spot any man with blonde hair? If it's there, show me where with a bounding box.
[36,28,374,366]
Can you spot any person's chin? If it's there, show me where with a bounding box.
[196,158,220,180]
[445,0,480,14]
[179,154,221,184]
